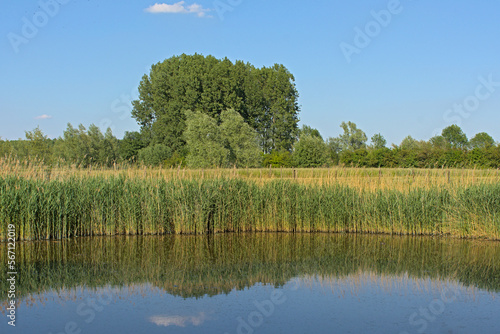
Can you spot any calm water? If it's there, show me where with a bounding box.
[1,233,499,334]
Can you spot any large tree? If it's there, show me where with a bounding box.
[442,125,468,149]
[338,121,367,151]
[131,54,300,154]
[469,132,495,149]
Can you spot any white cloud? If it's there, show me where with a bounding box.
[149,312,207,327]
[145,1,211,18]
[34,114,53,120]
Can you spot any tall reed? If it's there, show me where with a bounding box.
[1,176,499,241]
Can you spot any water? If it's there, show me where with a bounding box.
[1,233,499,333]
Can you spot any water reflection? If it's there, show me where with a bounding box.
[0,233,499,333]
[150,312,208,327]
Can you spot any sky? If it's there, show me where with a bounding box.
[1,0,500,146]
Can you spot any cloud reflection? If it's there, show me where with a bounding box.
[149,311,207,327]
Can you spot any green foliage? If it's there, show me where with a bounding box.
[469,132,495,149]
[370,133,387,149]
[184,109,262,168]
[25,126,53,163]
[299,125,323,140]
[399,135,418,150]
[338,121,367,151]
[326,137,342,164]
[131,54,300,154]
[119,131,146,162]
[365,148,393,167]
[138,144,172,166]
[262,150,294,167]
[2,119,499,169]
[293,134,328,167]
[442,124,468,149]
[163,151,185,167]
[184,110,228,168]
[54,123,119,167]
[429,135,447,149]
[219,109,262,167]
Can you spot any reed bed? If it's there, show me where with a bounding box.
[1,174,499,241]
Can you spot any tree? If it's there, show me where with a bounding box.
[184,109,262,168]
[219,109,261,167]
[338,121,367,151]
[56,123,90,166]
[131,54,300,154]
[54,123,118,167]
[442,125,468,149]
[255,64,300,152]
[293,134,328,167]
[469,132,495,149]
[326,137,342,164]
[120,131,146,162]
[184,110,228,168]
[138,144,171,166]
[101,128,119,166]
[370,133,387,149]
[25,126,53,163]
[429,135,447,149]
[399,136,418,150]
[299,125,323,140]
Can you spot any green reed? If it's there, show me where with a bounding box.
[0,176,499,241]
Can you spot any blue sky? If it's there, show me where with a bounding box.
[1,0,499,146]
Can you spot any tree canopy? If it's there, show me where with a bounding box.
[442,125,468,149]
[183,109,261,168]
[131,54,300,154]
[469,132,495,149]
[337,121,367,151]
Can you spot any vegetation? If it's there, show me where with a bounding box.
[184,109,261,168]
[1,168,499,241]
[131,53,300,154]
[3,122,500,169]
[3,54,499,169]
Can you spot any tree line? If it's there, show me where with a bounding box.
[2,54,499,169]
[2,122,499,169]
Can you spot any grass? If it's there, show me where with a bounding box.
[0,167,499,240]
